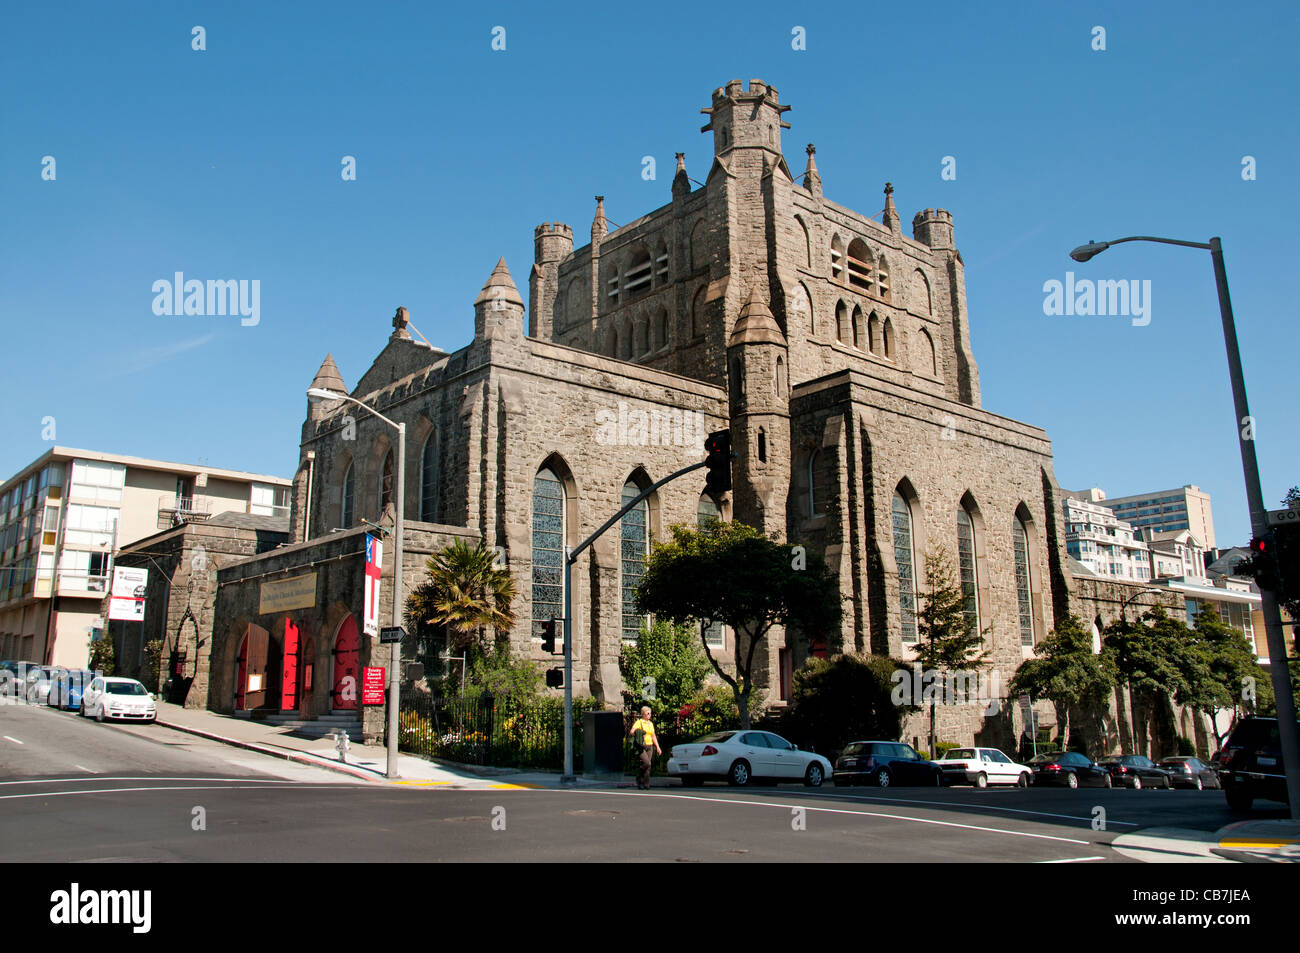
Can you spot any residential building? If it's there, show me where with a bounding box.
[1063,489,1151,582]
[1104,485,1215,551]
[0,447,291,668]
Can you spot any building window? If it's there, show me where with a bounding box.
[830,234,844,282]
[380,450,394,513]
[420,432,437,522]
[341,463,355,528]
[846,239,873,293]
[868,312,881,354]
[698,494,724,648]
[957,507,979,632]
[836,301,849,343]
[1013,517,1033,646]
[531,468,565,636]
[621,481,649,642]
[882,317,894,360]
[809,449,832,517]
[757,428,767,464]
[919,328,937,375]
[893,493,917,644]
[625,247,653,297]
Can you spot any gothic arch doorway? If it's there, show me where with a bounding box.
[331,615,360,711]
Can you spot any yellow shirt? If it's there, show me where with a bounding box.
[632,718,656,747]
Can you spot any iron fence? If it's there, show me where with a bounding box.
[398,692,588,771]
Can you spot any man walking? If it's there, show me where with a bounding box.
[630,706,661,790]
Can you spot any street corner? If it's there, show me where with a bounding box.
[1215,819,1300,862]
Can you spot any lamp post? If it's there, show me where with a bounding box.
[1118,586,1164,622]
[308,387,405,780]
[1069,234,1300,818]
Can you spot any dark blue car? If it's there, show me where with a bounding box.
[47,669,97,711]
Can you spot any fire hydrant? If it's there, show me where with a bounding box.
[335,730,350,763]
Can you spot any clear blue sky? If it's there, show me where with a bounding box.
[2,1,1296,545]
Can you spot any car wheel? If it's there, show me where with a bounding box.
[95,704,106,723]
[974,772,988,789]
[876,768,891,789]
[931,769,942,786]
[1104,774,1112,789]
[1018,772,1030,788]
[1194,776,1203,791]
[728,760,751,787]
[1162,775,1171,790]
[78,702,86,717]
[1132,776,1142,790]
[1225,786,1253,812]
[1066,772,1079,789]
[804,763,825,787]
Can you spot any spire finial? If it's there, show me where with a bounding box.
[882,181,900,234]
[591,195,608,242]
[803,143,821,196]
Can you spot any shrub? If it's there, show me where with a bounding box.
[87,636,116,677]
[618,619,710,729]
[667,683,746,742]
[784,653,908,757]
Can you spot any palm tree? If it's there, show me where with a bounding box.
[404,540,517,661]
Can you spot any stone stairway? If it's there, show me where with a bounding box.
[255,709,364,740]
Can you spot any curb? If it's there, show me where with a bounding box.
[154,719,379,783]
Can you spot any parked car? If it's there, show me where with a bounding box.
[936,747,1033,788]
[1030,751,1112,788]
[1220,716,1294,811]
[668,730,833,787]
[1098,754,1173,790]
[25,666,59,704]
[0,660,28,698]
[1157,756,1221,790]
[832,741,943,788]
[47,669,97,711]
[80,676,157,724]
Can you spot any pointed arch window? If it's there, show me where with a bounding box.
[420,432,437,522]
[836,301,849,343]
[882,318,894,360]
[852,305,864,350]
[957,506,980,632]
[830,234,844,282]
[868,312,881,355]
[380,450,394,513]
[697,493,725,647]
[531,467,565,636]
[846,239,874,293]
[341,463,355,528]
[1013,516,1034,646]
[621,481,650,642]
[893,493,917,644]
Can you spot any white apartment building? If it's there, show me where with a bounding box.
[1063,490,1152,582]
[0,448,290,669]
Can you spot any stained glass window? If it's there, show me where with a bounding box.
[957,507,979,631]
[532,468,564,636]
[1014,518,1034,646]
[893,493,917,644]
[621,481,649,642]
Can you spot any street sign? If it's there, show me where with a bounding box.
[1266,508,1300,527]
[362,666,385,705]
[379,626,405,644]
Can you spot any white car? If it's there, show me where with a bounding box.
[668,729,833,787]
[937,747,1032,788]
[80,676,157,724]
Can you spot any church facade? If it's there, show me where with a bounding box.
[209,79,1078,746]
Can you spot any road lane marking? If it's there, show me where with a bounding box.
[563,788,1093,845]
[789,789,1141,827]
[1038,856,1106,863]
[73,765,98,774]
[0,776,320,787]
[3,736,24,745]
[0,784,348,801]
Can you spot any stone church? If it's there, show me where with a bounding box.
[201,78,1079,745]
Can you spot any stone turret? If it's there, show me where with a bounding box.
[474,258,525,341]
[700,78,791,159]
[912,208,954,250]
[672,152,691,200]
[530,222,572,339]
[307,353,346,421]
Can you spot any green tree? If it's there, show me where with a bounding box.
[912,547,987,758]
[1009,615,1115,751]
[618,619,711,725]
[635,520,842,729]
[785,653,912,758]
[1178,606,1268,750]
[404,539,517,672]
[463,641,543,719]
[87,635,116,677]
[1102,607,1194,757]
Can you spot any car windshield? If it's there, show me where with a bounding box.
[695,732,735,744]
[106,682,148,696]
[1029,753,1060,764]
[841,742,877,756]
[943,748,976,759]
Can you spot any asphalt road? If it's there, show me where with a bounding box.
[5,701,1275,863]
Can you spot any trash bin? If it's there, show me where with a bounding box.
[583,710,624,777]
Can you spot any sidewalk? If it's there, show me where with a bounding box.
[152,701,652,790]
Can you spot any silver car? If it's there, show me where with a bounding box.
[80,676,157,723]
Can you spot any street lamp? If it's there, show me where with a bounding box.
[1068,234,1300,818]
[308,387,405,780]
[1118,586,1164,622]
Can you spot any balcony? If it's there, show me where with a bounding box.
[158,495,212,528]
[55,571,109,597]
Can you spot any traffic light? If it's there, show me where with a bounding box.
[1246,534,1280,592]
[704,429,732,494]
[545,668,564,688]
[1274,524,1300,600]
[539,618,557,654]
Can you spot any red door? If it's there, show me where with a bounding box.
[281,619,300,711]
[332,616,359,711]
